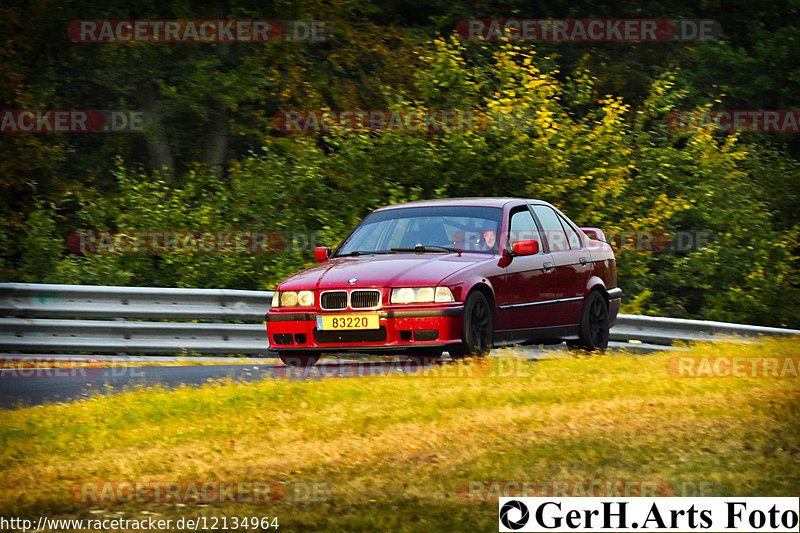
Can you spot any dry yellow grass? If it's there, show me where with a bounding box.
[1,337,798,531]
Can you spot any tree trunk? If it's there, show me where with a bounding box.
[140,84,175,181]
[203,40,231,177]
[203,105,229,177]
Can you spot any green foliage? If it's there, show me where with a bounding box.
[48,153,346,289]
[2,0,799,327]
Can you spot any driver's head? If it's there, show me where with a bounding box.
[483,230,496,248]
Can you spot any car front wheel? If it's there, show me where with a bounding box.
[450,290,493,359]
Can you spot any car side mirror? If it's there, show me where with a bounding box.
[581,227,606,242]
[511,240,539,256]
[314,247,331,262]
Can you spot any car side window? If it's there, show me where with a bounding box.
[531,205,569,252]
[558,213,582,250]
[509,208,541,250]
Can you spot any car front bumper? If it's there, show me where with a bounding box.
[264,306,464,352]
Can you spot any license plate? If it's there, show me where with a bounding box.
[316,314,379,330]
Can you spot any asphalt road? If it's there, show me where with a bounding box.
[0,357,494,409]
[0,362,280,409]
[0,341,662,409]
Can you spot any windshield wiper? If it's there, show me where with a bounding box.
[336,250,397,257]
[391,245,462,254]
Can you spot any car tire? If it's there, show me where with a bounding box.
[278,353,321,367]
[451,290,494,359]
[572,290,609,352]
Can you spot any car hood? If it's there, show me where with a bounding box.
[278,253,490,290]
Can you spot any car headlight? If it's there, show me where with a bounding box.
[390,286,454,304]
[298,290,314,307]
[280,291,298,306]
[274,290,314,307]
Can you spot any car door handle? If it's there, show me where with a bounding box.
[543,262,553,271]
[579,257,587,265]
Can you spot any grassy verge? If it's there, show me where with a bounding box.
[1,337,798,532]
[0,358,278,370]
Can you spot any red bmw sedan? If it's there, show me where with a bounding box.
[265,198,622,366]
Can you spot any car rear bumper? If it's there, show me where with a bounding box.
[265,306,464,352]
[607,287,623,327]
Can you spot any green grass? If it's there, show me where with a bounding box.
[1,337,799,532]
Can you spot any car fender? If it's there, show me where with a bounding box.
[442,274,497,311]
[584,276,608,299]
[437,256,502,307]
[583,275,622,327]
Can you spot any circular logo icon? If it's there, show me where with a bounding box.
[348,277,358,284]
[500,500,530,530]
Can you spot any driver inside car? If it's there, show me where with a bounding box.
[481,229,496,251]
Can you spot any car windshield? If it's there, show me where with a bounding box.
[335,205,503,256]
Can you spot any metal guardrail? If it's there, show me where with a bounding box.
[0,283,268,321]
[0,283,270,355]
[1,283,798,355]
[609,314,800,345]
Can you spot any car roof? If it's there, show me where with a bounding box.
[373,197,551,211]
